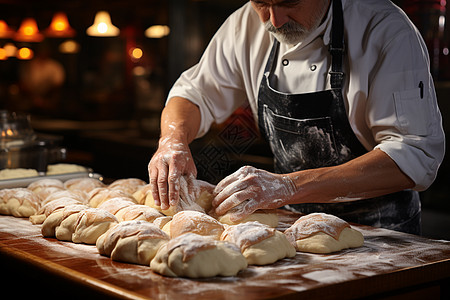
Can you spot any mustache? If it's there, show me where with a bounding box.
[264,20,307,36]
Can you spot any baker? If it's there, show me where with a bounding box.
[148,0,445,234]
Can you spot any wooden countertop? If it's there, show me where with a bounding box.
[1,210,449,299]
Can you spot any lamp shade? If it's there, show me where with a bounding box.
[86,11,120,37]
[45,12,76,38]
[15,18,44,42]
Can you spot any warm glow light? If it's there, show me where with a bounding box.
[145,25,170,38]
[3,43,17,57]
[45,12,76,38]
[0,20,14,39]
[59,39,80,54]
[86,11,120,37]
[15,18,44,42]
[130,47,143,60]
[17,47,34,60]
[0,48,7,60]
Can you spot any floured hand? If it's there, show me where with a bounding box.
[212,166,297,221]
[148,136,197,210]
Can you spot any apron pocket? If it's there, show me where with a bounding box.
[263,105,339,171]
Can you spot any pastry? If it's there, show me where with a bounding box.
[64,177,105,193]
[116,204,164,222]
[71,208,118,244]
[150,233,247,278]
[97,197,136,216]
[42,204,88,237]
[221,221,295,265]
[284,213,364,253]
[96,220,169,265]
[27,178,64,193]
[216,207,279,228]
[88,188,136,208]
[29,197,81,224]
[108,178,146,195]
[0,188,40,217]
[169,210,225,239]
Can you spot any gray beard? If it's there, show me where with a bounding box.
[264,20,310,45]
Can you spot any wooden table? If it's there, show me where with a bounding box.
[1,210,449,299]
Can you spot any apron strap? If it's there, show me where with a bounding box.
[329,0,345,89]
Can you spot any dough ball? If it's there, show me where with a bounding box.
[30,197,81,225]
[150,233,247,278]
[221,221,295,265]
[217,209,279,228]
[88,188,136,208]
[97,197,135,216]
[284,212,364,253]
[71,208,118,244]
[46,163,88,175]
[42,204,88,237]
[96,220,169,265]
[170,210,225,239]
[28,178,64,192]
[0,168,38,180]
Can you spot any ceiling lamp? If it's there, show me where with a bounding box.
[45,12,76,38]
[145,25,170,38]
[15,18,44,42]
[86,11,120,37]
[59,39,80,54]
[0,20,14,39]
[17,47,34,60]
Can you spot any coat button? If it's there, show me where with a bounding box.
[282,59,289,66]
[310,64,317,71]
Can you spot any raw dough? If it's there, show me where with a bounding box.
[108,178,146,195]
[221,221,296,265]
[88,188,135,208]
[42,204,88,237]
[150,233,247,278]
[117,204,164,222]
[217,209,279,228]
[96,220,169,265]
[64,177,105,193]
[284,213,364,253]
[0,188,40,217]
[71,208,118,244]
[0,168,38,180]
[169,210,224,239]
[46,163,87,175]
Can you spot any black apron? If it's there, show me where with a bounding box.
[257,0,421,234]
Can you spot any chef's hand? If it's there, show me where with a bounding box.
[148,136,197,210]
[212,166,297,221]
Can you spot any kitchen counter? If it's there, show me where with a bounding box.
[0,210,449,299]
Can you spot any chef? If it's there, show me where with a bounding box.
[148,0,445,234]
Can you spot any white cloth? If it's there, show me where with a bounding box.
[167,0,445,191]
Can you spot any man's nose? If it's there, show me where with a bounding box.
[269,6,289,28]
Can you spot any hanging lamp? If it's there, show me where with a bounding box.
[45,12,76,38]
[145,25,170,38]
[15,18,44,42]
[86,11,120,37]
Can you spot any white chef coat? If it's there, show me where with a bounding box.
[167,0,445,191]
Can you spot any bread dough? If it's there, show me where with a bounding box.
[0,168,38,180]
[221,221,295,265]
[150,233,247,278]
[133,176,214,216]
[217,209,279,228]
[71,208,118,244]
[284,213,364,253]
[46,163,87,175]
[96,220,169,265]
[88,188,135,208]
[117,204,164,222]
[108,178,146,195]
[170,210,224,239]
[0,188,40,217]
[64,177,105,193]
[42,204,88,237]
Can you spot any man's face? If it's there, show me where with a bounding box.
[250,0,330,45]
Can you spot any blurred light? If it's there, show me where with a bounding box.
[4,43,17,57]
[15,18,44,42]
[444,47,449,56]
[17,47,34,60]
[132,66,146,76]
[0,48,7,60]
[59,39,80,54]
[0,20,14,39]
[86,11,120,37]
[145,25,170,38]
[130,47,143,61]
[45,12,76,38]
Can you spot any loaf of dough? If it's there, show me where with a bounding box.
[116,204,164,222]
[216,208,279,228]
[150,233,247,278]
[42,204,88,237]
[97,197,135,216]
[96,220,169,265]
[64,177,105,193]
[108,178,146,195]
[88,188,136,208]
[29,197,82,224]
[0,188,40,217]
[28,178,64,193]
[221,221,296,265]
[284,213,364,253]
[71,208,118,244]
[46,163,87,175]
[133,176,214,216]
[169,210,225,239]
[0,168,38,180]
